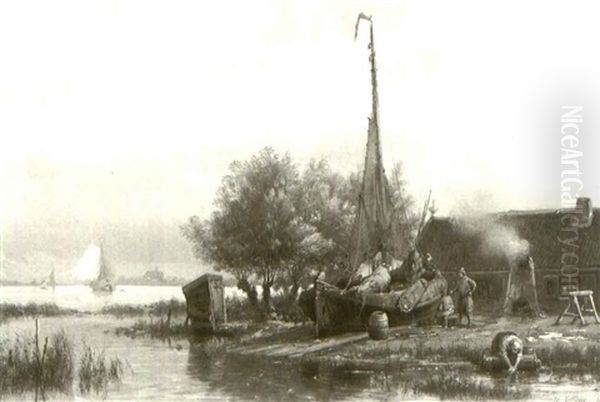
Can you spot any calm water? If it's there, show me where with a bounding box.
[0,285,246,311]
[1,287,599,401]
[2,316,598,401]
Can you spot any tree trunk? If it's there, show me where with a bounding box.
[288,282,300,303]
[262,283,272,308]
[237,277,258,305]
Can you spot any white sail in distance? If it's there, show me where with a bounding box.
[73,244,101,282]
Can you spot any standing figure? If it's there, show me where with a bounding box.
[438,291,455,328]
[453,267,477,327]
[491,331,523,374]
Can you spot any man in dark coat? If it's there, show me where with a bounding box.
[453,267,477,327]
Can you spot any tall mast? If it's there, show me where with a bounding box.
[368,17,380,151]
[355,14,381,166]
[349,13,394,267]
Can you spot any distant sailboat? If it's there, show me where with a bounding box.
[40,268,56,290]
[90,244,114,292]
[50,268,56,287]
[74,244,115,293]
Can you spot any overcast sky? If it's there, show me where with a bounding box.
[1,0,599,231]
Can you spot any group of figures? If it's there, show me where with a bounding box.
[402,250,478,327]
[346,250,479,328]
[346,250,529,374]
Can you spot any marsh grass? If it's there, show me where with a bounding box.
[411,369,531,400]
[353,337,485,365]
[226,296,267,322]
[535,343,600,377]
[0,303,76,321]
[1,327,129,399]
[114,310,193,340]
[0,330,75,397]
[101,298,187,318]
[413,340,484,363]
[78,344,127,395]
[100,304,146,317]
[196,337,227,354]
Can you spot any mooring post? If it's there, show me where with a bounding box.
[314,281,320,338]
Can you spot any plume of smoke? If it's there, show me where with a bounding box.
[451,193,529,262]
[480,221,529,261]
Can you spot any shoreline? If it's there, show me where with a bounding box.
[3,312,600,401]
[4,303,600,373]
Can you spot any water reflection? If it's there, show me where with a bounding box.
[186,343,412,401]
[3,316,598,401]
[185,341,552,401]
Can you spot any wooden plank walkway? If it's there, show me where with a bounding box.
[228,332,369,359]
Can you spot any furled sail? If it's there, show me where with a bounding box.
[349,15,396,270]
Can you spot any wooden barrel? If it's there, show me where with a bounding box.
[368,311,389,340]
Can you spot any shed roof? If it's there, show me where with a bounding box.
[182,273,223,294]
[417,208,600,272]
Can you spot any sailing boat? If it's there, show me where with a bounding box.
[74,243,115,293]
[300,14,447,334]
[90,244,114,292]
[40,267,56,290]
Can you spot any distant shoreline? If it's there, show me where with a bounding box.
[0,282,186,287]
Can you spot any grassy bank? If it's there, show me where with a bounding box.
[101,298,187,318]
[0,303,77,322]
[112,296,291,340]
[115,317,192,339]
[314,315,600,376]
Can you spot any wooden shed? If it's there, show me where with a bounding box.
[417,198,600,312]
[182,273,226,330]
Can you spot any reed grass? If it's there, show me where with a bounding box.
[78,344,126,395]
[413,340,484,363]
[100,304,146,317]
[0,329,75,397]
[351,337,486,365]
[1,325,128,398]
[411,369,531,400]
[115,316,190,339]
[101,298,187,318]
[535,343,600,377]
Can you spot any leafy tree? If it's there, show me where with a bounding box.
[181,216,259,304]
[182,147,301,307]
[272,158,357,300]
[388,162,419,257]
[182,150,418,310]
[295,159,356,268]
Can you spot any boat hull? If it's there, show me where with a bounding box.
[299,276,448,332]
[90,280,114,293]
